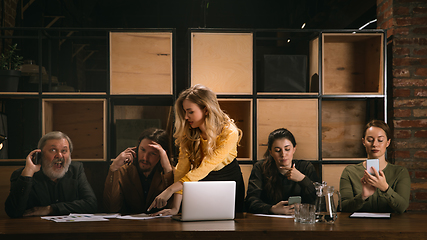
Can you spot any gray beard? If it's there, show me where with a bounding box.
[42,157,71,180]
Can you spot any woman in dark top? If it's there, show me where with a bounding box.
[245,128,319,215]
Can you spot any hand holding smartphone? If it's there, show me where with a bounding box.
[366,159,379,175]
[126,146,137,165]
[288,196,301,205]
[32,152,42,165]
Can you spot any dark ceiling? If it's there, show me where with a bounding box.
[16,0,377,30]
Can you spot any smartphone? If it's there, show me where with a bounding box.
[32,152,42,165]
[130,146,137,165]
[366,159,379,175]
[288,196,301,205]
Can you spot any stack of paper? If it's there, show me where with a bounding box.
[349,212,391,218]
[41,213,171,222]
[117,213,172,220]
[41,214,111,222]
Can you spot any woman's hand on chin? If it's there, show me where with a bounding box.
[282,164,305,182]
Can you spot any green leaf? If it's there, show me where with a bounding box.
[0,43,23,70]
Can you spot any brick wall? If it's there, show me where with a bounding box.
[1,0,19,27]
[0,0,19,50]
[377,0,427,212]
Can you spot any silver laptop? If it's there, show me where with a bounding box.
[173,181,236,222]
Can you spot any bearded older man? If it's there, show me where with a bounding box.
[5,131,97,218]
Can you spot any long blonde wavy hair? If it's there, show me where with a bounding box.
[174,84,241,167]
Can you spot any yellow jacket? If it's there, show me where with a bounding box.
[174,123,239,194]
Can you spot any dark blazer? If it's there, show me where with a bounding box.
[5,161,98,218]
[103,162,173,214]
[245,159,319,214]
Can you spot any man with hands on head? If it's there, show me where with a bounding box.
[103,128,174,214]
[5,131,97,218]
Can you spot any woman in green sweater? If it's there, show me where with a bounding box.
[340,120,410,213]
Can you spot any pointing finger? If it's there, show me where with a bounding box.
[147,201,157,212]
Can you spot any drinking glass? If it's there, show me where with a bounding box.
[298,204,316,224]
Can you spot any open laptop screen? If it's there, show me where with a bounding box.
[178,181,236,221]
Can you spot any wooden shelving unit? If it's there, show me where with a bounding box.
[110,32,173,95]
[191,32,253,95]
[257,99,319,160]
[42,98,107,161]
[0,28,175,162]
[0,28,386,189]
[321,33,384,95]
[219,99,253,161]
[189,29,386,186]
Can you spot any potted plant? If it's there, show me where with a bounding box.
[0,43,23,92]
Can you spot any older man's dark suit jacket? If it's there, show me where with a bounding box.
[5,161,97,218]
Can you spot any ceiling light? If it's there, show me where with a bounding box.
[359,19,377,30]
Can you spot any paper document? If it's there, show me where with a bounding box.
[117,213,172,220]
[93,213,121,218]
[42,213,172,222]
[349,212,391,218]
[253,214,294,219]
[42,214,109,222]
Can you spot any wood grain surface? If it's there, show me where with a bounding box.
[0,212,425,240]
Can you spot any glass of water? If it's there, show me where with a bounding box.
[297,204,316,224]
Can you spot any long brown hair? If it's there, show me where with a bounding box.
[174,84,241,167]
[262,128,297,203]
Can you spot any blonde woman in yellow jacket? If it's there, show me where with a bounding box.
[148,84,245,215]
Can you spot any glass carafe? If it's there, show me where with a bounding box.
[314,181,341,224]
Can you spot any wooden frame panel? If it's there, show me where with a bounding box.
[219,99,252,160]
[239,163,253,197]
[112,105,173,157]
[322,164,349,190]
[257,99,318,160]
[309,37,319,92]
[322,33,384,95]
[322,164,350,208]
[110,32,173,95]
[0,166,18,218]
[322,100,366,159]
[191,32,253,94]
[113,105,173,130]
[42,99,107,161]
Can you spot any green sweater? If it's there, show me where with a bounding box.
[339,162,410,214]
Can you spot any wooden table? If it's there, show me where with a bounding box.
[0,212,426,240]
